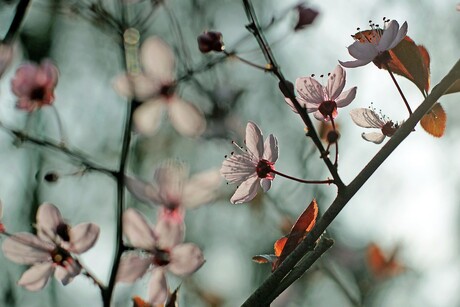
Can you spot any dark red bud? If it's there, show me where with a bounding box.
[294,5,319,31]
[327,130,340,144]
[44,172,59,183]
[197,31,224,53]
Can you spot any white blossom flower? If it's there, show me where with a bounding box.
[117,209,204,305]
[220,121,278,204]
[113,36,206,137]
[286,65,357,121]
[1,203,99,291]
[0,44,13,78]
[350,108,399,144]
[339,20,408,68]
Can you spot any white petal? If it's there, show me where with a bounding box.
[125,175,161,205]
[153,161,187,208]
[262,134,279,162]
[377,20,399,51]
[148,268,168,305]
[116,253,152,282]
[133,98,166,136]
[350,108,384,128]
[284,98,298,114]
[54,260,81,285]
[112,74,160,101]
[295,77,324,104]
[36,203,63,241]
[168,96,206,137]
[220,154,256,185]
[327,65,346,101]
[123,209,156,250]
[260,179,272,192]
[388,21,408,50]
[154,214,185,249]
[335,86,357,108]
[2,233,53,264]
[339,58,373,68]
[230,175,260,204]
[362,132,386,144]
[18,262,54,291]
[68,223,99,254]
[182,169,221,209]
[169,243,205,276]
[313,110,326,121]
[141,37,175,83]
[347,42,378,61]
[245,121,264,159]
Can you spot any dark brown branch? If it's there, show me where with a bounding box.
[3,0,31,43]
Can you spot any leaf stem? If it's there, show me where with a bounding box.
[223,50,272,71]
[271,169,333,185]
[385,63,412,115]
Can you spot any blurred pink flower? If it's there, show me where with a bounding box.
[350,108,399,144]
[0,200,4,233]
[113,37,206,137]
[11,60,59,112]
[1,203,99,291]
[220,121,278,204]
[339,20,408,68]
[0,44,13,78]
[286,65,356,121]
[117,209,204,305]
[125,161,221,211]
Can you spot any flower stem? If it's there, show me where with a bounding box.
[330,117,339,167]
[385,63,412,115]
[223,50,272,72]
[271,169,333,185]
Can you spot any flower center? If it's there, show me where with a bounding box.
[30,86,46,101]
[318,100,337,119]
[153,248,171,266]
[56,223,71,242]
[51,246,72,266]
[373,50,392,68]
[160,84,175,98]
[381,121,398,137]
[256,159,275,179]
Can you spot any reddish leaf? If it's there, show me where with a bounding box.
[367,243,404,278]
[420,103,446,137]
[273,199,318,270]
[132,296,151,307]
[252,254,278,264]
[274,236,287,257]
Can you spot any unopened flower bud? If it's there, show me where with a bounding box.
[294,5,319,31]
[327,130,340,144]
[197,31,224,53]
[44,172,59,183]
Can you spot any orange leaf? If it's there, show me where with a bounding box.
[420,103,446,137]
[252,254,277,264]
[274,236,287,257]
[132,296,151,307]
[367,243,404,278]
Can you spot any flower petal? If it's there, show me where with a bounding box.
[154,211,185,249]
[182,169,221,209]
[347,42,378,61]
[116,253,153,282]
[335,86,357,108]
[230,175,260,204]
[362,132,386,144]
[68,223,99,254]
[350,108,384,128]
[2,233,53,264]
[326,65,346,101]
[153,161,187,208]
[377,20,399,51]
[123,208,157,250]
[313,110,326,121]
[169,243,205,276]
[54,259,81,285]
[245,121,264,159]
[295,77,324,105]
[260,179,272,192]
[141,37,175,83]
[133,98,166,136]
[125,175,161,205]
[168,96,206,137]
[339,58,373,68]
[262,134,279,162]
[388,21,408,50]
[36,203,63,241]
[18,262,54,291]
[148,268,168,305]
[220,153,256,185]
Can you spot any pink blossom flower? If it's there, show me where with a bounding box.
[1,203,99,291]
[350,108,399,144]
[11,60,59,112]
[113,36,206,137]
[286,65,357,121]
[0,44,13,78]
[220,121,278,204]
[339,20,408,68]
[117,209,204,305]
[0,200,4,233]
[125,161,221,211]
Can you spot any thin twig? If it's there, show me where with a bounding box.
[385,63,412,115]
[271,170,333,185]
[3,0,31,43]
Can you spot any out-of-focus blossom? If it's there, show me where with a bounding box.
[339,19,408,68]
[294,4,319,31]
[1,203,99,291]
[350,107,399,144]
[113,37,206,137]
[197,31,225,53]
[0,200,4,233]
[125,161,221,212]
[220,121,278,204]
[286,65,356,121]
[117,209,204,305]
[11,60,59,112]
[0,44,13,78]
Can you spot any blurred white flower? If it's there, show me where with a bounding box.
[350,108,399,144]
[0,44,13,78]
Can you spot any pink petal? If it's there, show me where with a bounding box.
[125,175,161,205]
[18,262,54,291]
[113,74,161,100]
[116,253,153,282]
[153,161,187,207]
[148,268,168,305]
[68,223,100,254]
[169,243,205,276]
[154,213,185,249]
[326,65,346,101]
[262,134,279,163]
[377,20,399,51]
[335,86,357,108]
[182,169,221,209]
[245,121,264,159]
[260,179,272,192]
[0,44,13,77]
[11,63,40,96]
[2,233,53,264]
[36,203,63,241]
[230,175,260,204]
[295,77,324,104]
[313,110,326,121]
[347,42,378,61]
[54,259,81,285]
[220,154,256,185]
[362,132,386,144]
[338,58,372,68]
[284,98,298,114]
[123,208,157,250]
[40,60,59,87]
[168,96,206,137]
[388,21,408,50]
[141,37,175,83]
[133,98,166,136]
[350,108,384,128]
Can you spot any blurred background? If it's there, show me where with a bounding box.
[0,0,459,306]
